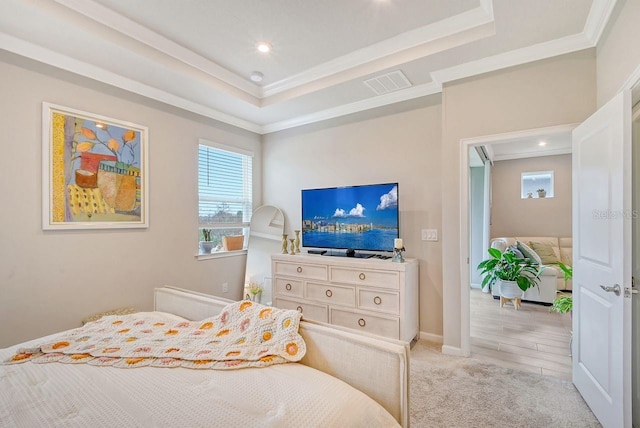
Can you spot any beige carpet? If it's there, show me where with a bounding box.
[410,341,601,428]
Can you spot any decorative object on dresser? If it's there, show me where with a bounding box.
[392,238,405,263]
[271,253,419,342]
[282,234,288,254]
[294,230,301,253]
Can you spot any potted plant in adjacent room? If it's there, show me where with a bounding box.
[550,262,573,314]
[477,248,542,307]
[199,228,215,254]
[537,188,547,198]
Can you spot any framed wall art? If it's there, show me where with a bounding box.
[42,103,149,229]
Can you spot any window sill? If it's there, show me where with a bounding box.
[195,249,247,261]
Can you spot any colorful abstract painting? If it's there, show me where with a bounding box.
[42,103,149,229]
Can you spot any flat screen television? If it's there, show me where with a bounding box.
[301,182,399,254]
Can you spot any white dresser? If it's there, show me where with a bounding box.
[271,253,419,342]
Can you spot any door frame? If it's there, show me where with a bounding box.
[458,123,578,356]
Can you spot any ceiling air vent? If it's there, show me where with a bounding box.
[363,70,412,96]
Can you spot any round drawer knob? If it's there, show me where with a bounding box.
[285,283,292,291]
[358,318,366,327]
[325,289,333,298]
[373,296,382,305]
[296,306,303,313]
[296,267,303,273]
[358,273,366,280]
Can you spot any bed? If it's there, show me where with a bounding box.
[0,286,409,427]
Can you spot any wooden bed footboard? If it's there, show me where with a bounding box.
[154,286,409,427]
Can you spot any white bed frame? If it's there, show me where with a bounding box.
[154,286,410,427]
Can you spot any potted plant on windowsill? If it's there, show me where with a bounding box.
[537,188,547,198]
[199,228,215,254]
[477,248,542,308]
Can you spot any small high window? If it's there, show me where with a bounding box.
[521,171,554,199]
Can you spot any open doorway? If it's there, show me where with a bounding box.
[464,124,576,380]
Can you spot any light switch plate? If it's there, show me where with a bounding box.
[422,229,438,241]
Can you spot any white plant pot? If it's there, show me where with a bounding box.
[498,280,524,299]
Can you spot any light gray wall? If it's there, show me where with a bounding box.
[441,50,597,352]
[490,154,572,238]
[0,52,261,347]
[597,0,640,107]
[469,166,486,288]
[262,97,444,339]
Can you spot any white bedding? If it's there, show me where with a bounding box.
[0,312,399,427]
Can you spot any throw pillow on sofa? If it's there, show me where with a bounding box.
[507,245,525,259]
[529,241,560,265]
[516,240,542,265]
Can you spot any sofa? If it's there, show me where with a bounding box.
[489,236,572,304]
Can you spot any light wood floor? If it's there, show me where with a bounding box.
[470,288,573,381]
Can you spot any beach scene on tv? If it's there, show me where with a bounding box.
[301,183,399,252]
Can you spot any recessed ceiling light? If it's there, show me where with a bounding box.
[538,141,547,146]
[256,42,272,53]
[250,71,264,82]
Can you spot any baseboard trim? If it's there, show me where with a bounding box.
[419,331,443,344]
[441,345,470,357]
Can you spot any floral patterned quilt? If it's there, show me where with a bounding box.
[4,300,306,370]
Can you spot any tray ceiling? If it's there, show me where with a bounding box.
[0,0,617,134]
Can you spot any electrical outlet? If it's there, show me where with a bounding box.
[422,229,438,241]
[222,283,228,293]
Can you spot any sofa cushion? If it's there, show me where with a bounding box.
[491,238,508,253]
[507,245,524,259]
[516,241,542,265]
[529,241,560,265]
[559,237,572,265]
[517,237,560,259]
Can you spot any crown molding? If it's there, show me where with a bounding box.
[583,0,619,44]
[431,33,593,86]
[261,82,442,134]
[53,0,261,99]
[261,5,494,98]
[0,32,262,134]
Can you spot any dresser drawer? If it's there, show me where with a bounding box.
[330,267,399,289]
[306,282,355,307]
[330,308,399,339]
[274,261,328,281]
[358,289,399,315]
[274,278,303,298]
[273,298,328,323]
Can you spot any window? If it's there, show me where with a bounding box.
[198,140,253,255]
[521,170,554,199]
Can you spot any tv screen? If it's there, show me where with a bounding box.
[301,183,399,253]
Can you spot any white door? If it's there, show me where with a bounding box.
[572,90,632,428]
